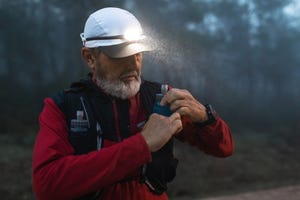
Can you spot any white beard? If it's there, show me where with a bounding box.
[95,76,141,99]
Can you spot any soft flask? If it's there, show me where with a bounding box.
[153,84,172,116]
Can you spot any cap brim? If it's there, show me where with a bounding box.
[99,42,152,58]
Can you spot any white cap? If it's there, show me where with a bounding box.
[80,7,152,58]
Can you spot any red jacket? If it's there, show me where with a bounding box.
[32,92,233,200]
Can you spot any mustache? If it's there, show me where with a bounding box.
[119,70,140,79]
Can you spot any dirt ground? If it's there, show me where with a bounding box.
[2,130,300,200]
[174,185,300,200]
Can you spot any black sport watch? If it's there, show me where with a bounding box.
[196,104,217,127]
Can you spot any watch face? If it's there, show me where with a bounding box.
[206,104,217,121]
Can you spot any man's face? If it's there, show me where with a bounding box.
[93,52,143,99]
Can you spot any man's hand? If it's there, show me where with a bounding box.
[141,112,182,152]
[160,88,208,123]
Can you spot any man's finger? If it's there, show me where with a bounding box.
[169,99,190,111]
[169,112,181,121]
[161,89,184,105]
[171,118,183,134]
[175,106,190,116]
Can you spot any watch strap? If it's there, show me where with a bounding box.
[195,104,217,127]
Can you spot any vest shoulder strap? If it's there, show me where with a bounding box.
[140,80,161,115]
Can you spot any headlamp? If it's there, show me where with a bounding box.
[83,28,145,43]
[123,28,145,42]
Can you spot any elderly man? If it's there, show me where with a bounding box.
[32,7,233,200]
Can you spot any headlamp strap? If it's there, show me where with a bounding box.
[85,35,124,41]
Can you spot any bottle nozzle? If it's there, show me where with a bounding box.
[161,84,168,95]
[76,110,84,120]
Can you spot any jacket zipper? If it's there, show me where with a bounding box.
[112,99,122,141]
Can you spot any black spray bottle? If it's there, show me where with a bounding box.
[153,84,172,116]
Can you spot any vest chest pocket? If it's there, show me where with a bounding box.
[69,129,97,155]
[69,116,97,155]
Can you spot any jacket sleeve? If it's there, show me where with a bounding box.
[176,115,234,157]
[32,98,152,200]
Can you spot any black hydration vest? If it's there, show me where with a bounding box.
[52,77,178,198]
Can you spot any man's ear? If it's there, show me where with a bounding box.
[81,47,96,71]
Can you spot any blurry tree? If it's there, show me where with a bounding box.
[0,0,299,132]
